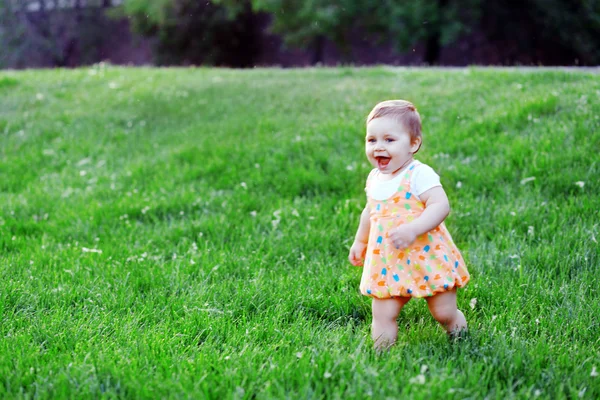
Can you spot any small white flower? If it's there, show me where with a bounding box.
[35,93,44,100]
[591,366,598,377]
[292,209,300,217]
[82,247,102,254]
[510,211,517,216]
[108,82,118,89]
[469,298,477,310]
[409,374,425,384]
[296,352,303,359]
[456,181,462,189]
[240,182,247,189]
[491,315,497,322]
[323,372,332,379]
[250,211,257,217]
[574,181,585,188]
[534,389,542,397]
[520,176,536,185]
[528,226,534,236]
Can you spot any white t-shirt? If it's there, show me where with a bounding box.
[367,160,441,201]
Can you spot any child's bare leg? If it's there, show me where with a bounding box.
[425,288,467,335]
[371,297,410,349]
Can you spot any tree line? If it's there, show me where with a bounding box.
[1,0,599,68]
[113,0,600,66]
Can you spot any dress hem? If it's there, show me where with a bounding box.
[360,276,470,299]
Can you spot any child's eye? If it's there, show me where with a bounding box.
[386,138,394,143]
[367,138,376,143]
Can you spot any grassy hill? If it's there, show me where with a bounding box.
[1,66,599,398]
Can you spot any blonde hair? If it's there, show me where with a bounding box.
[367,100,422,152]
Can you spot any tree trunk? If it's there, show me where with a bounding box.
[423,0,449,65]
[311,34,324,65]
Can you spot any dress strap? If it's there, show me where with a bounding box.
[396,160,421,193]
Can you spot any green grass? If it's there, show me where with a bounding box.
[1,65,599,399]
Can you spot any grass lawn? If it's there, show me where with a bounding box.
[0,66,599,399]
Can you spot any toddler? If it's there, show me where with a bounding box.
[348,100,470,349]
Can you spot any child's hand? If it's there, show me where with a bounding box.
[389,225,417,250]
[348,241,368,266]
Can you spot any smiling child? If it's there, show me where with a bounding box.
[348,100,470,349]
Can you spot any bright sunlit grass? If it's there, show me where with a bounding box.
[1,66,599,398]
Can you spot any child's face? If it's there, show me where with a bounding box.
[365,116,421,174]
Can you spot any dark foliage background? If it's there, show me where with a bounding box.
[1,0,599,68]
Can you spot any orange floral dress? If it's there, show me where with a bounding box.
[360,162,470,299]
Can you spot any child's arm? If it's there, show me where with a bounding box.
[389,186,450,249]
[348,204,371,266]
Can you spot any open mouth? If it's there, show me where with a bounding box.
[376,156,391,169]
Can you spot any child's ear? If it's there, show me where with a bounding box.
[410,137,422,153]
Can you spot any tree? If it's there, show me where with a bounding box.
[0,0,121,68]
[359,0,481,65]
[117,0,260,67]
[242,0,363,64]
[480,0,600,65]
[225,0,480,65]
